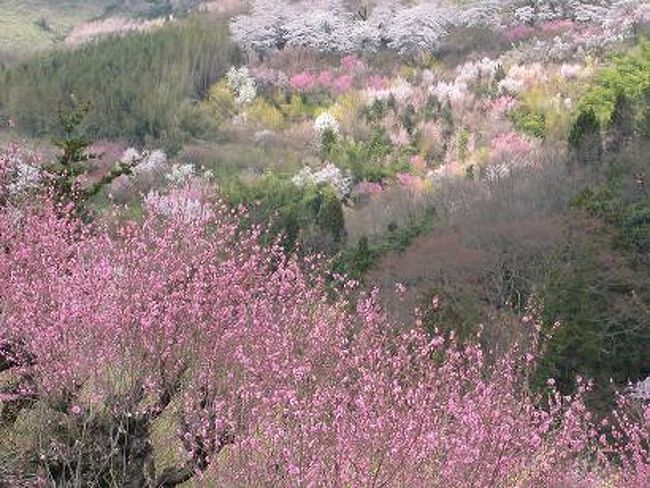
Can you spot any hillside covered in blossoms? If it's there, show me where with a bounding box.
[0,0,649,486]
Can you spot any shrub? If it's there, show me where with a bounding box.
[607,91,636,151]
[245,98,285,130]
[512,109,547,138]
[222,172,345,253]
[578,41,650,124]
[568,109,602,165]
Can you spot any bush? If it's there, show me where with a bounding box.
[578,41,650,124]
[222,172,346,253]
[331,129,409,182]
[511,109,547,138]
[203,80,237,127]
[245,99,285,130]
[607,91,636,151]
[568,109,602,165]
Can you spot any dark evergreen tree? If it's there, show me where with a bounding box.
[639,86,650,140]
[568,109,602,165]
[607,91,635,152]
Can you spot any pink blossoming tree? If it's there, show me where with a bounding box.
[0,166,647,485]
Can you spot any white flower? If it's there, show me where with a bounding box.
[485,163,511,181]
[144,190,213,224]
[560,63,585,80]
[232,0,498,56]
[364,77,413,105]
[456,57,499,84]
[166,163,195,185]
[135,149,167,175]
[390,78,414,104]
[314,112,340,136]
[630,376,650,400]
[498,63,547,94]
[431,80,469,104]
[121,147,141,165]
[292,162,352,199]
[7,160,41,195]
[226,66,257,104]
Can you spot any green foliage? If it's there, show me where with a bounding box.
[572,184,650,262]
[320,129,339,158]
[246,99,285,131]
[539,137,650,410]
[607,91,636,151]
[363,98,388,123]
[315,187,346,244]
[46,99,134,209]
[0,0,112,56]
[335,210,436,279]
[511,109,546,138]
[578,41,650,124]
[222,172,346,254]
[202,80,237,128]
[537,243,649,410]
[331,129,410,182]
[423,95,442,122]
[0,16,240,148]
[400,103,417,135]
[568,109,602,165]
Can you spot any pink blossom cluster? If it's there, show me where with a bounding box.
[254,55,365,95]
[490,131,535,164]
[355,180,384,195]
[539,19,576,35]
[366,75,390,91]
[396,172,424,191]
[290,71,355,94]
[505,24,537,42]
[0,197,648,485]
[486,95,519,117]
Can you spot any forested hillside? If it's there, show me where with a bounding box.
[0,1,648,486]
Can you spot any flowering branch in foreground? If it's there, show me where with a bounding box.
[0,190,647,486]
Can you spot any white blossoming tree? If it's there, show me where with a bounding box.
[232,0,503,56]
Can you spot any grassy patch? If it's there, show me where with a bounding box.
[0,1,113,57]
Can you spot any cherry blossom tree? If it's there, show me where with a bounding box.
[0,177,647,485]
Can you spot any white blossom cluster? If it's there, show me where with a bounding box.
[511,0,622,25]
[7,159,41,195]
[511,34,582,63]
[630,376,650,400]
[559,62,588,79]
[144,190,214,224]
[226,66,257,105]
[484,163,513,182]
[122,148,169,176]
[365,78,415,105]
[456,58,501,85]
[231,0,501,56]
[314,112,341,137]
[165,163,196,185]
[292,162,352,199]
[498,63,547,94]
[510,0,649,48]
[430,80,471,105]
[0,146,42,198]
